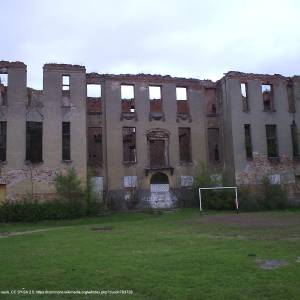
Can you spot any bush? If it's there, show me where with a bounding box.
[259,176,288,210]
[193,162,235,210]
[238,178,289,211]
[0,199,86,222]
[55,168,84,202]
[238,186,260,211]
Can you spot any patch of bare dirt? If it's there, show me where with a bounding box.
[256,258,289,270]
[91,226,113,232]
[194,213,300,228]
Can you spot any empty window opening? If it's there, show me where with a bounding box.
[176,87,187,101]
[244,124,253,159]
[0,74,8,86]
[179,127,192,162]
[62,122,71,161]
[149,86,161,100]
[123,127,136,162]
[87,84,101,98]
[262,84,273,111]
[266,124,278,158]
[0,73,8,105]
[0,122,7,162]
[211,104,216,114]
[26,122,43,163]
[287,83,296,113]
[241,83,249,111]
[62,75,70,91]
[208,128,220,163]
[88,127,103,166]
[214,144,220,161]
[291,122,299,157]
[121,85,134,100]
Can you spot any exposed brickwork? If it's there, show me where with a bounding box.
[43,63,85,71]
[0,61,26,69]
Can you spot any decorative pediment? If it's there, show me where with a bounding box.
[145,128,170,139]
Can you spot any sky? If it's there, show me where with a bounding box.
[1,0,300,89]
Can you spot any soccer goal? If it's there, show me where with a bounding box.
[198,186,239,212]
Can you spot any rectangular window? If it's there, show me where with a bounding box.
[291,122,299,157]
[287,82,296,113]
[266,125,278,158]
[121,85,135,112]
[121,85,134,100]
[149,86,161,100]
[179,127,191,162]
[176,87,187,100]
[244,124,253,159]
[123,127,136,162]
[0,74,8,86]
[62,75,70,90]
[87,84,101,98]
[62,122,71,161]
[241,83,249,111]
[0,73,8,105]
[0,122,7,161]
[262,84,274,111]
[207,128,220,163]
[88,127,103,166]
[26,122,43,163]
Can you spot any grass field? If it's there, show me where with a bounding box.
[0,209,299,299]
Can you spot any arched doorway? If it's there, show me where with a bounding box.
[149,172,173,208]
[150,172,169,184]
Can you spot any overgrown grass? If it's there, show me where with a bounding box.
[0,209,299,300]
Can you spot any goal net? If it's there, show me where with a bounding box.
[198,187,239,212]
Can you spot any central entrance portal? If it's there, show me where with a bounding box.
[149,172,174,209]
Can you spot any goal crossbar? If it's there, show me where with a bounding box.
[198,187,238,212]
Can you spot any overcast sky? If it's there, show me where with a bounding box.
[1,0,300,89]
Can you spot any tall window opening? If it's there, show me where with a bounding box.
[262,84,274,111]
[88,127,103,165]
[176,87,189,113]
[287,82,296,113]
[0,122,7,161]
[241,83,249,111]
[266,124,278,158]
[208,128,220,163]
[244,124,253,159]
[291,122,299,158]
[149,86,162,113]
[26,122,43,163]
[121,85,135,113]
[62,75,70,97]
[62,122,71,161]
[179,127,191,162]
[0,73,8,105]
[123,127,136,162]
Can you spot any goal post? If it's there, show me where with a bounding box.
[198,186,239,212]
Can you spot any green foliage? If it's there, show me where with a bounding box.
[259,176,288,210]
[239,177,288,211]
[55,168,84,202]
[85,171,104,216]
[0,200,86,222]
[238,186,260,211]
[193,162,235,210]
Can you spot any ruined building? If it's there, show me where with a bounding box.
[0,61,299,208]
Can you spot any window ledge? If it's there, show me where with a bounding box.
[178,161,193,166]
[0,160,7,165]
[62,160,73,164]
[25,160,43,166]
[263,109,276,113]
[293,156,300,162]
[123,161,137,166]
